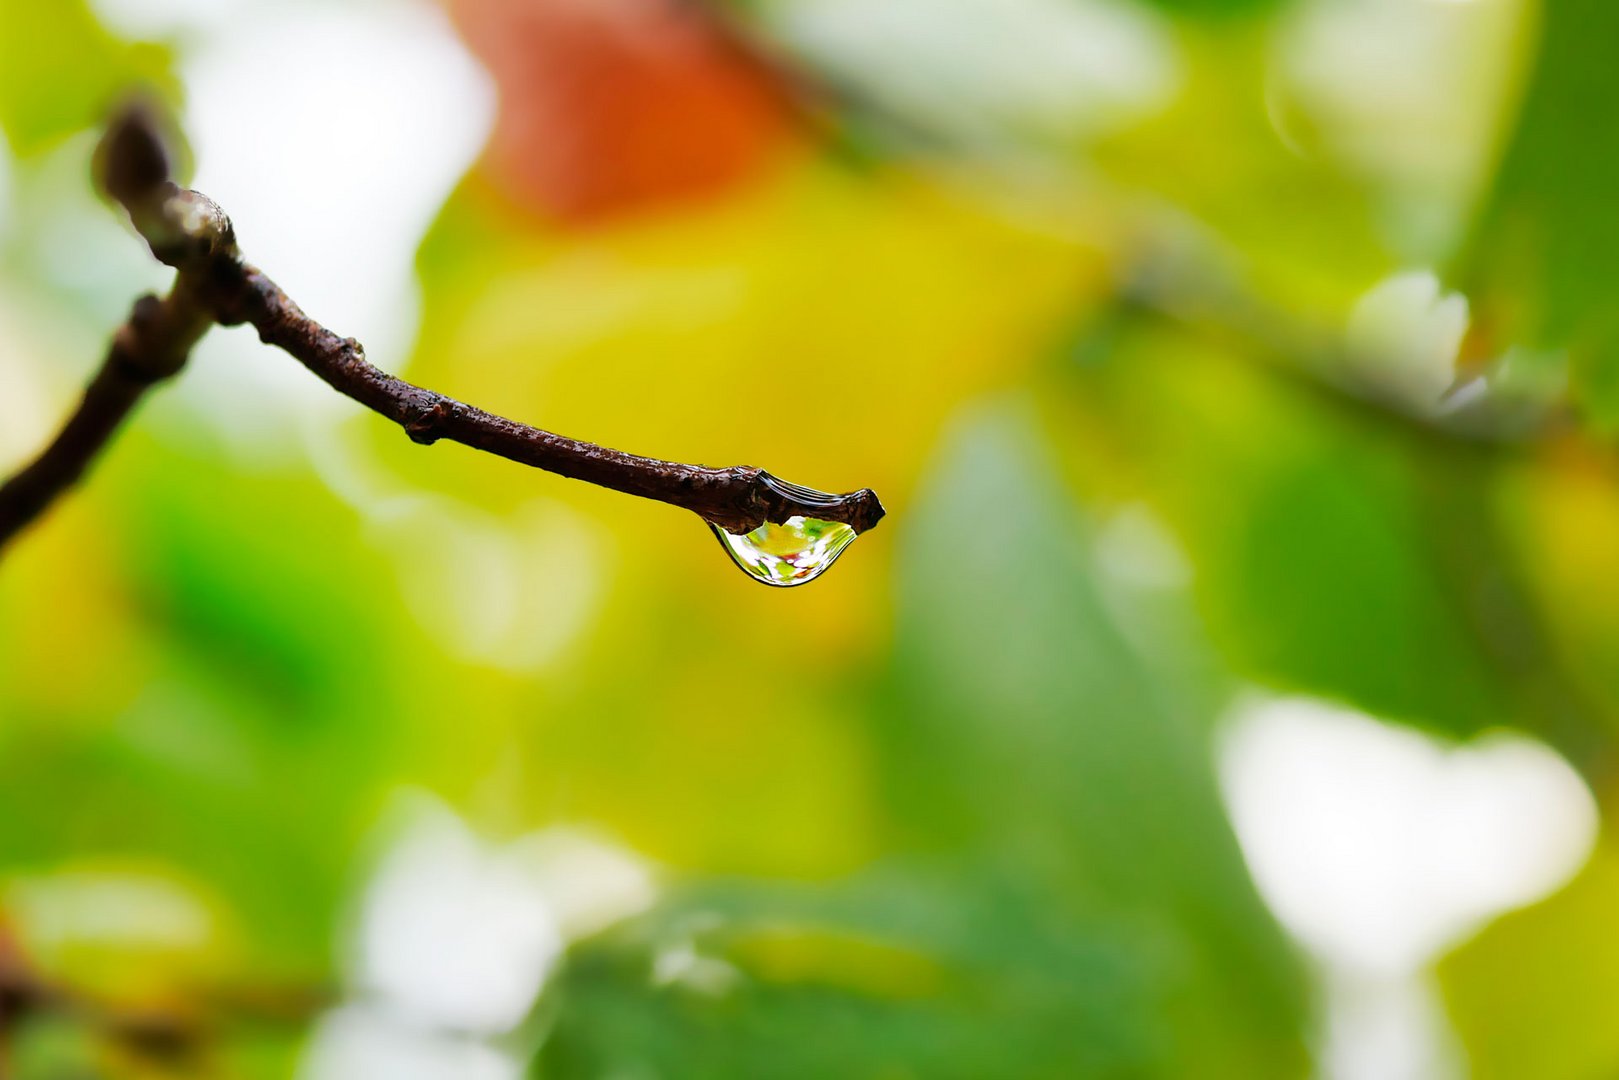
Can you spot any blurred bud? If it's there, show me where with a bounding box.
[95,100,174,206]
[1345,269,1468,410]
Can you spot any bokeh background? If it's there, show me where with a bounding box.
[1,0,1616,1076]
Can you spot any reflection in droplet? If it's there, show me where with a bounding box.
[712,516,857,587]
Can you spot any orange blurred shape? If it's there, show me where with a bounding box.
[450,0,798,223]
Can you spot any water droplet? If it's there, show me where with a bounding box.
[712,516,858,587]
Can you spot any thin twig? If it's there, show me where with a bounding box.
[0,280,213,552]
[0,105,884,555]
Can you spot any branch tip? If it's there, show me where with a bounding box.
[96,101,172,205]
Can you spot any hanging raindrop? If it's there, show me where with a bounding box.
[712,516,859,587]
[706,472,882,587]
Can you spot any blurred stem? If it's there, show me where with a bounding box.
[1116,248,1619,781]
[0,105,884,557]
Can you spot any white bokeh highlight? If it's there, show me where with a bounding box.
[5,868,215,952]
[1222,696,1596,975]
[353,803,566,1035]
[765,0,1178,154]
[652,934,741,997]
[0,297,56,473]
[1220,695,1597,1079]
[1319,970,1464,1080]
[88,0,255,38]
[300,1006,523,1080]
[170,0,493,460]
[300,794,657,1079]
[1274,0,1524,253]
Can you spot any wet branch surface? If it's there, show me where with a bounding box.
[0,106,884,554]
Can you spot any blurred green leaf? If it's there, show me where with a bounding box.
[876,402,1308,1076]
[540,404,1309,1078]
[1048,320,1584,743]
[1440,841,1619,1080]
[540,873,1161,1080]
[0,437,429,975]
[1461,0,1619,428]
[0,0,175,157]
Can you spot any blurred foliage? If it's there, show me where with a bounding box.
[1462,0,1619,428]
[1439,838,1619,1080]
[3,0,1619,1077]
[1138,0,1285,21]
[541,408,1307,1076]
[0,0,175,156]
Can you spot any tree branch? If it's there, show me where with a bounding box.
[0,105,884,555]
[0,285,212,551]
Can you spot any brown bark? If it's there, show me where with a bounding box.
[0,104,883,554]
